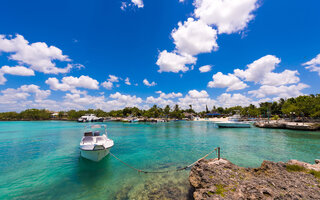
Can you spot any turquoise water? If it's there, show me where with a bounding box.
[0,121,319,199]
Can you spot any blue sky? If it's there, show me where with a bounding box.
[0,0,319,111]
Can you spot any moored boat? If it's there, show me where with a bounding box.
[77,114,103,122]
[79,125,114,161]
[215,114,251,128]
[215,121,251,128]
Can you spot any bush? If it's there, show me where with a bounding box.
[286,164,305,172]
[271,115,280,120]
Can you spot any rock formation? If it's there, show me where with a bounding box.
[189,158,320,199]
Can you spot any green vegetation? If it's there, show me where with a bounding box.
[215,184,226,197]
[309,170,320,179]
[0,94,320,120]
[286,164,306,172]
[286,164,320,179]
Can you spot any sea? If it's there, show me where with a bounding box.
[0,121,319,199]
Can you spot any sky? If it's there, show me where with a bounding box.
[0,0,319,112]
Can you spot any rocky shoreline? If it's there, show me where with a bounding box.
[189,158,320,199]
[254,121,320,131]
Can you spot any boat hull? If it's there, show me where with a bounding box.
[216,122,251,128]
[80,148,111,162]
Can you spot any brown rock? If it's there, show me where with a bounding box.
[189,158,320,200]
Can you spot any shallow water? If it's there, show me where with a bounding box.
[0,121,319,199]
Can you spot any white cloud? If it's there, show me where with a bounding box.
[146,96,174,107]
[194,0,259,34]
[0,34,78,74]
[303,54,320,76]
[156,50,197,73]
[208,72,248,91]
[234,55,301,86]
[64,92,105,105]
[124,77,131,85]
[177,90,215,111]
[131,0,144,8]
[156,91,183,99]
[143,78,157,87]
[102,81,113,90]
[248,83,309,98]
[234,55,281,83]
[261,70,300,86]
[217,93,252,107]
[0,84,50,107]
[172,18,218,56]
[109,92,143,107]
[45,75,99,91]
[199,65,212,73]
[0,73,6,85]
[101,75,120,90]
[108,75,119,82]
[120,2,128,10]
[0,65,35,76]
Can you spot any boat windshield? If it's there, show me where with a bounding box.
[83,125,107,136]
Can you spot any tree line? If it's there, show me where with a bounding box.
[0,94,319,121]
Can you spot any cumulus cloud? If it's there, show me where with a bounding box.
[248,83,309,98]
[234,55,281,83]
[108,75,119,83]
[120,2,128,10]
[0,73,6,85]
[125,77,131,85]
[156,50,197,73]
[217,93,252,107]
[108,92,143,108]
[45,75,99,91]
[146,96,174,107]
[121,0,144,10]
[199,65,212,73]
[143,79,157,87]
[132,0,144,8]
[177,90,215,111]
[261,70,300,86]
[101,75,120,90]
[0,84,50,106]
[0,65,35,76]
[156,91,183,99]
[303,54,320,76]
[194,0,259,34]
[172,18,218,56]
[0,34,80,74]
[208,72,248,91]
[0,65,35,85]
[234,55,301,87]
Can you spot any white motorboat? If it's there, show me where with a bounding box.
[215,114,251,128]
[78,114,103,122]
[215,121,251,128]
[79,125,114,162]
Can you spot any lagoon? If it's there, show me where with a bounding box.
[0,121,319,199]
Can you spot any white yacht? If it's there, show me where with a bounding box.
[77,114,103,122]
[79,125,114,162]
[215,114,251,128]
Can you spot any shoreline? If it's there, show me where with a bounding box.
[254,120,320,131]
[189,158,320,199]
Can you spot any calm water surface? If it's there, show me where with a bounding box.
[0,121,319,199]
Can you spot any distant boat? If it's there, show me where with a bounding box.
[130,118,139,123]
[79,125,114,162]
[215,114,251,128]
[77,114,103,122]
